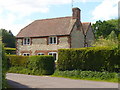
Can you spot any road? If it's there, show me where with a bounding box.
[6,73,118,88]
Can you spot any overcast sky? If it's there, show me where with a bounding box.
[0,0,118,35]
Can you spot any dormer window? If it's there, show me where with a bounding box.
[49,37,57,44]
[23,38,31,45]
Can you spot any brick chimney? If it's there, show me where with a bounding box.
[72,7,81,21]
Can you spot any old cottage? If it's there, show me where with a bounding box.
[16,7,94,60]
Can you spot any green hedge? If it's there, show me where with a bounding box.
[7,55,55,75]
[5,48,16,55]
[28,56,55,75]
[7,55,29,67]
[1,45,9,89]
[57,47,120,72]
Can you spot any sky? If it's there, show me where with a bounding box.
[0,0,119,36]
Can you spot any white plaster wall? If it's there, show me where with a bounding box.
[71,25,84,48]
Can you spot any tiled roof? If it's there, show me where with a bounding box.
[82,22,91,35]
[16,16,91,38]
[16,16,76,38]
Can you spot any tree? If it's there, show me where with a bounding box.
[118,34,120,49]
[92,19,119,39]
[0,29,15,48]
[92,31,118,49]
[107,19,119,36]
[107,31,118,41]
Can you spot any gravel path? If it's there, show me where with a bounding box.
[6,73,118,88]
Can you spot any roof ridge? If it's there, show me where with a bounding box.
[35,16,72,22]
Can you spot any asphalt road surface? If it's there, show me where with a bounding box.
[6,73,118,88]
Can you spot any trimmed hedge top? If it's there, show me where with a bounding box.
[4,48,16,51]
[7,55,29,67]
[5,48,16,55]
[57,47,120,72]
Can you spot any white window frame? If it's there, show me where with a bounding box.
[23,37,31,45]
[37,53,44,55]
[48,52,57,60]
[48,36,57,44]
[22,53,30,56]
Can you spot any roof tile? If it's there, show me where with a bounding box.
[16,17,76,38]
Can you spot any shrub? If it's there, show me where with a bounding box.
[57,47,120,72]
[1,44,9,89]
[7,55,29,67]
[7,55,55,75]
[53,70,118,82]
[5,48,16,55]
[28,55,55,75]
[8,66,32,75]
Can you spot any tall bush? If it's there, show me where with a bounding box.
[7,55,55,75]
[1,44,8,89]
[28,56,55,75]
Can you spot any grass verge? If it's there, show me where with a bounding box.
[52,70,119,83]
[8,67,119,83]
[8,66,33,75]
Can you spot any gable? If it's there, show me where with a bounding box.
[82,22,91,35]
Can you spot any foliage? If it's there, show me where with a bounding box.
[5,48,16,51]
[1,44,9,89]
[53,70,118,82]
[8,66,32,75]
[92,31,119,49]
[118,34,120,49]
[5,48,16,55]
[107,31,118,41]
[0,43,1,90]
[57,47,120,72]
[7,55,55,75]
[107,19,118,32]
[28,56,55,75]
[92,19,119,39]
[7,55,29,67]
[0,29,15,48]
